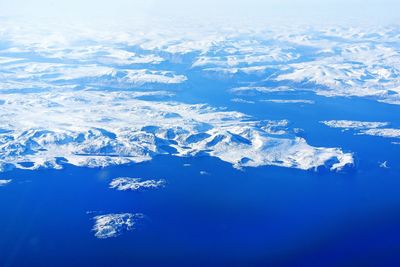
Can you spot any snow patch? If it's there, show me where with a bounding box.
[0,179,11,186]
[92,213,144,239]
[110,177,166,191]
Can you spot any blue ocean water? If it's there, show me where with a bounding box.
[1,83,400,266]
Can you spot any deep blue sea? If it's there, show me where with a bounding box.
[1,77,400,267]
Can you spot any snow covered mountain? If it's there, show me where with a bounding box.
[0,91,352,171]
[6,20,400,172]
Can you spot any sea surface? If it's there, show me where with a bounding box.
[1,86,400,266]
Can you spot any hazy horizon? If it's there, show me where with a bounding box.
[1,0,399,26]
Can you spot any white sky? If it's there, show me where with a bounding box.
[1,0,399,25]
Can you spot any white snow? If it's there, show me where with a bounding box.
[261,99,314,104]
[92,213,144,239]
[230,86,295,95]
[0,179,11,186]
[321,120,389,130]
[321,120,400,139]
[110,177,166,191]
[360,128,400,138]
[231,98,255,104]
[0,20,366,173]
[0,91,353,172]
